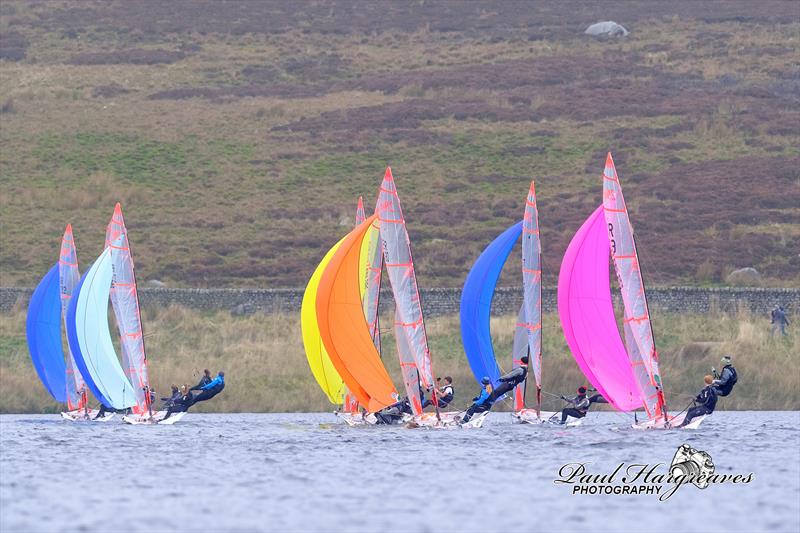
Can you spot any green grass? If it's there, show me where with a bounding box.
[1,305,796,413]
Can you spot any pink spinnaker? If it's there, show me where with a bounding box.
[557,206,642,412]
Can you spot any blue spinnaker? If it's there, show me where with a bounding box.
[67,247,137,409]
[26,264,68,402]
[460,221,523,386]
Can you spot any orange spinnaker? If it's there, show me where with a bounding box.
[317,214,397,412]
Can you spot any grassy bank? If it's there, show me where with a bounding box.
[1,304,796,413]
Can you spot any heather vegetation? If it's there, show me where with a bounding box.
[0,304,796,413]
[0,1,797,289]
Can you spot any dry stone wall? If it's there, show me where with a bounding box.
[1,286,797,317]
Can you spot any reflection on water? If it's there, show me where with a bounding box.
[1,412,798,532]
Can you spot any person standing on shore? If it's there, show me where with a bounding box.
[771,305,790,336]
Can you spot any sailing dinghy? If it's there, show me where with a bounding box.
[102,204,163,424]
[460,182,557,425]
[558,153,705,430]
[377,168,482,428]
[26,225,110,421]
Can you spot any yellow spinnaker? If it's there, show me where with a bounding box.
[358,220,380,301]
[302,237,347,404]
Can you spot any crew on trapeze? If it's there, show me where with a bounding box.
[190,369,213,391]
[192,371,225,404]
[161,384,194,421]
[711,355,737,398]
[678,375,717,427]
[558,386,594,424]
[489,356,529,402]
[459,377,494,424]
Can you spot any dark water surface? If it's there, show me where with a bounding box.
[1,411,798,532]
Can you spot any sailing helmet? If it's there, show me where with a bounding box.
[721,355,732,365]
[481,377,491,385]
[520,355,529,365]
[577,386,587,394]
[218,371,225,377]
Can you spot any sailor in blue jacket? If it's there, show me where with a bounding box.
[192,371,225,404]
[460,377,494,424]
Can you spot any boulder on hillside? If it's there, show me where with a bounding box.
[231,303,257,316]
[726,267,762,286]
[144,279,166,288]
[585,21,629,37]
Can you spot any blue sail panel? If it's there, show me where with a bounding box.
[460,222,523,386]
[67,248,137,409]
[25,264,68,402]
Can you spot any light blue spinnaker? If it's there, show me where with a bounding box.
[459,221,523,386]
[67,246,137,409]
[26,264,68,402]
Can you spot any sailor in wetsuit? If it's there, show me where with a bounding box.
[161,384,195,421]
[161,385,181,408]
[460,377,494,424]
[712,355,738,397]
[190,369,213,391]
[375,398,412,424]
[192,371,225,403]
[489,356,529,401]
[558,386,591,424]
[679,375,717,427]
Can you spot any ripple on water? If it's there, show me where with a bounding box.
[0,412,797,533]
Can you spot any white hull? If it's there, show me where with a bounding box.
[61,409,114,422]
[335,410,488,429]
[512,409,558,424]
[411,411,488,429]
[122,411,187,425]
[632,413,708,430]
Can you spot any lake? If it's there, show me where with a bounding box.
[1,411,798,532]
